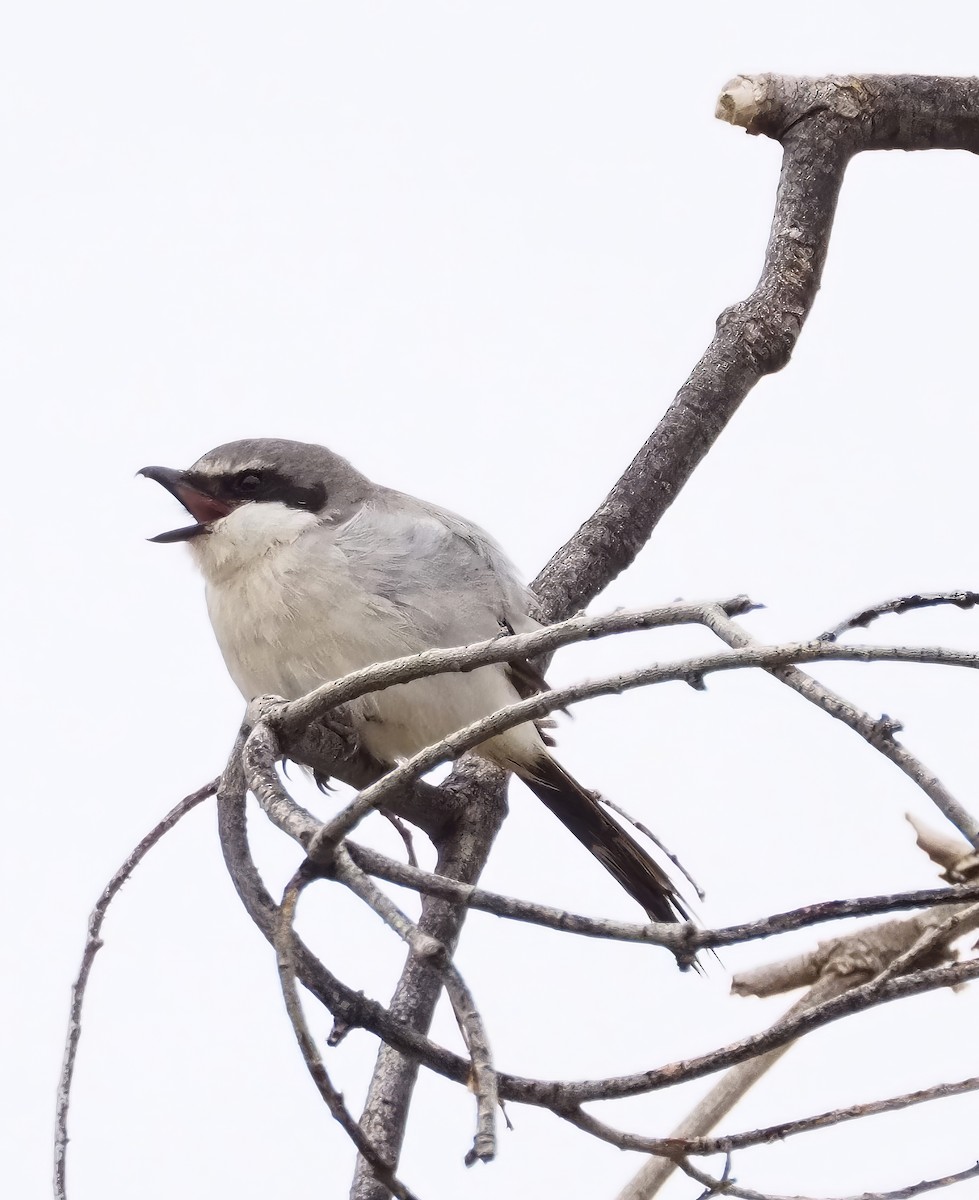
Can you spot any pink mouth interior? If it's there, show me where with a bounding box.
[174,485,235,525]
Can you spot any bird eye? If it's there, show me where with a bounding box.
[235,472,263,494]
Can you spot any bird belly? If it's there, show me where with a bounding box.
[203,545,540,769]
[354,667,540,770]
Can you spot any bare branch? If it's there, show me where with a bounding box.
[717,73,979,152]
[299,635,979,858]
[620,877,979,1197]
[677,1075,979,1157]
[332,846,498,1167]
[534,84,852,620]
[215,743,475,1084]
[242,720,320,844]
[701,606,979,847]
[345,841,979,951]
[579,1073,979,1163]
[731,902,979,1000]
[273,872,421,1200]
[349,758,507,1200]
[55,780,218,1200]
[677,1154,979,1200]
[538,958,979,1107]
[268,598,755,741]
[820,592,979,643]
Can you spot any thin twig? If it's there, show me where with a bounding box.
[274,871,421,1200]
[215,746,979,1112]
[54,780,218,1200]
[539,957,979,1107]
[305,636,979,857]
[571,1068,979,1163]
[677,1154,979,1200]
[269,598,756,738]
[345,841,979,951]
[700,607,979,847]
[333,846,498,1167]
[675,1074,979,1157]
[445,968,498,1168]
[382,810,419,867]
[820,592,979,643]
[242,720,321,843]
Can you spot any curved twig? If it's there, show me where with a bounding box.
[345,842,979,950]
[217,750,979,1116]
[55,780,218,1200]
[701,608,979,846]
[540,958,979,1107]
[677,1154,979,1200]
[266,598,755,740]
[820,592,979,643]
[274,872,421,1200]
[303,638,979,857]
[333,846,498,1166]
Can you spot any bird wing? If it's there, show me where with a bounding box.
[333,488,541,647]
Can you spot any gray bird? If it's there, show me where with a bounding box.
[140,438,688,923]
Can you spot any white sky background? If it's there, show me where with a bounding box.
[5,3,979,1198]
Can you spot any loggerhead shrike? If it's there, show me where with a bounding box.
[140,438,687,923]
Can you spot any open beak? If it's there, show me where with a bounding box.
[138,465,235,543]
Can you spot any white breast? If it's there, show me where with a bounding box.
[192,502,400,698]
[191,501,541,770]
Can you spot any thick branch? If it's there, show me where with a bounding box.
[534,95,850,618]
[274,874,421,1200]
[718,74,979,152]
[332,845,499,1167]
[349,759,507,1200]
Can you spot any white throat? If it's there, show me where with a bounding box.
[189,501,320,583]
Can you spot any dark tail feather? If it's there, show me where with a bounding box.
[519,754,690,925]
